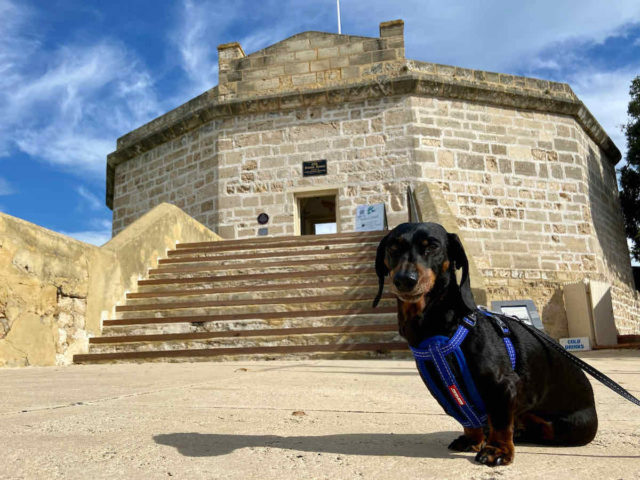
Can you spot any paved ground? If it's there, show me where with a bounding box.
[1,351,639,480]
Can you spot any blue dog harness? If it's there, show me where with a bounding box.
[409,310,516,429]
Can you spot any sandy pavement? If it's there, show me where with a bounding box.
[1,351,639,479]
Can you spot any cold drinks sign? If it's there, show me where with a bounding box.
[355,203,386,232]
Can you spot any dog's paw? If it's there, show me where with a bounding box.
[448,434,484,452]
[474,445,514,467]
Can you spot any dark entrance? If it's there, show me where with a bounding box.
[298,195,337,235]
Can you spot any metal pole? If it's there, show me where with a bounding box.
[337,0,342,34]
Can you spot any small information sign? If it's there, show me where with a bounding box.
[355,203,386,232]
[559,337,592,352]
[302,159,327,177]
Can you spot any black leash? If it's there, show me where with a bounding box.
[490,310,640,407]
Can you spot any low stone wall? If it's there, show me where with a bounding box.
[0,214,100,367]
[611,283,640,335]
[0,203,220,367]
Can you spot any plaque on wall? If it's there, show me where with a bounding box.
[302,159,327,177]
[257,213,269,225]
[257,227,269,236]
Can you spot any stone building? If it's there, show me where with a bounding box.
[105,20,639,337]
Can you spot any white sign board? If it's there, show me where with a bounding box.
[500,306,534,326]
[355,203,386,232]
[559,337,592,352]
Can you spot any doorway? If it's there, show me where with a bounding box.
[297,194,337,235]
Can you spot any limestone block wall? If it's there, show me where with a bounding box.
[409,96,637,336]
[217,20,405,101]
[113,96,419,238]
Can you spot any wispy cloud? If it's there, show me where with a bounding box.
[62,229,112,246]
[171,0,232,98]
[568,67,638,160]
[76,186,102,210]
[341,0,640,73]
[170,0,302,101]
[60,218,112,246]
[0,0,161,177]
[0,177,14,196]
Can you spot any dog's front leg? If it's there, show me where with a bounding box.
[448,427,485,452]
[475,374,518,466]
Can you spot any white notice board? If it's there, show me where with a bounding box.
[355,203,386,232]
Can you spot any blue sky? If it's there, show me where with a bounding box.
[1,0,639,246]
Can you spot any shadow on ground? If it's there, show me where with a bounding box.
[154,432,460,458]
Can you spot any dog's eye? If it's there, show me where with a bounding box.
[424,244,439,254]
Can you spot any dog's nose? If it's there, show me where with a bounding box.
[393,270,419,292]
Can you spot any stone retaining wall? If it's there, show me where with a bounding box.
[0,204,219,367]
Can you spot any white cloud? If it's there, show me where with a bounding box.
[568,67,638,161]
[60,218,112,246]
[171,0,231,98]
[341,0,640,72]
[61,229,112,247]
[0,177,14,195]
[0,1,161,178]
[170,0,303,101]
[76,186,102,210]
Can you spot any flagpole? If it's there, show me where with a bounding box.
[337,0,342,34]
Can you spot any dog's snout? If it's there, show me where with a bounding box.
[393,270,419,292]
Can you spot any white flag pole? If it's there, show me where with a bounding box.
[337,0,342,34]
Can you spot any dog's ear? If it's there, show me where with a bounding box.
[447,233,476,312]
[372,232,391,308]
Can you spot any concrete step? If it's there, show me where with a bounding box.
[131,277,378,297]
[125,284,383,305]
[114,295,395,320]
[176,230,384,251]
[89,326,402,354]
[102,307,397,336]
[147,255,374,277]
[167,241,380,260]
[160,245,376,266]
[73,341,409,364]
[136,268,377,291]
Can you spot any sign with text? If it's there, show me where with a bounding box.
[355,203,386,232]
[559,337,592,352]
[302,159,327,177]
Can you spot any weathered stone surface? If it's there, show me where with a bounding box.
[0,204,220,367]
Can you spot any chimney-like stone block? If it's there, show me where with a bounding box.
[379,20,405,59]
[218,42,246,83]
[379,19,404,38]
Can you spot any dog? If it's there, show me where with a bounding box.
[372,222,597,466]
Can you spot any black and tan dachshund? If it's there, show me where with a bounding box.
[372,222,598,466]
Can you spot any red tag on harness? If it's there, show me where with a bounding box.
[448,385,466,406]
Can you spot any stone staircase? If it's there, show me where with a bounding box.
[74,231,408,364]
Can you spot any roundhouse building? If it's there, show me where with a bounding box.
[106,20,639,338]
